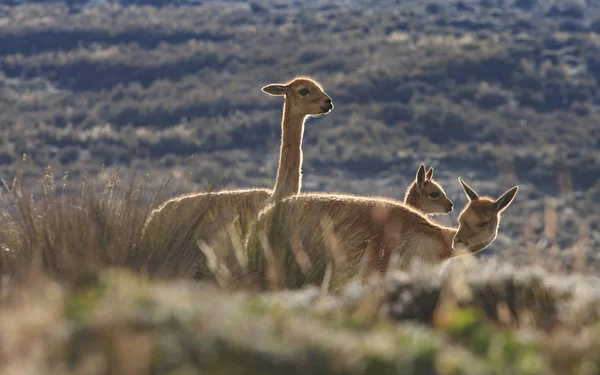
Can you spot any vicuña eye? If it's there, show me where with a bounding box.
[298,88,310,96]
[429,192,440,199]
[475,221,487,228]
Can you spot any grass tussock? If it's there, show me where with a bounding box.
[0,159,215,299]
[0,163,144,286]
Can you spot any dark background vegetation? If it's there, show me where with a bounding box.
[1,0,599,269]
[3,1,600,374]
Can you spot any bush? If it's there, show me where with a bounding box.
[570,102,589,117]
[543,80,566,110]
[0,148,15,165]
[475,85,510,109]
[514,0,536,10]
[515,90,546,111]
[451,85,478,102]
[546,4,585,19]
[442,109,471,139]
[425,2,443,14]
[375,103,414,125]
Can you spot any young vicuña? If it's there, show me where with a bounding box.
[244,177,518,290]
[404,164,453,215]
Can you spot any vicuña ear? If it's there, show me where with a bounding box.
[416,164,426,188]
[458,177,479,201]
[262,84,287,96]
[493,186,518,213]
[426,167,434,180]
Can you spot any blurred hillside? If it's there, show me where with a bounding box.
[0,0,599,267]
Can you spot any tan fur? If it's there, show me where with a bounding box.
[404,164,453,215]
[140,77,333,278]
[144,188,271,245]
[266,77,333,201]
[244,179,518,291]
[452,177,519,253]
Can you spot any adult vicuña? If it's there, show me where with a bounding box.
[140,76,333,278]
[244,177,518,290]
[404,164,453,215]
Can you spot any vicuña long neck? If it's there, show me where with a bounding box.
[271,102,306,202]
[405,222,457,266]
[442,227,492,261]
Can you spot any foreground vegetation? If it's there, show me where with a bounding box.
[4,262,600,374]
[0,164,599,374]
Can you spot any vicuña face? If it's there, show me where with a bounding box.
[287,79,333,115]
[452,178,518,256]
[453,197,499,254]
[418,179,454,214]
[407,164,453,215]
[262,77,333,116]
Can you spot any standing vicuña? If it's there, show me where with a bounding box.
[244,177,518,290]
[140,77,333,278]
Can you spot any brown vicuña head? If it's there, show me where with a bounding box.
[262,77,333,117]
[452,177,518,255]
[404,164,453,215]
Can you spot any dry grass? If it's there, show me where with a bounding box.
[0,158,216,301]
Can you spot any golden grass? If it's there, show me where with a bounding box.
[0,158,213,299]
